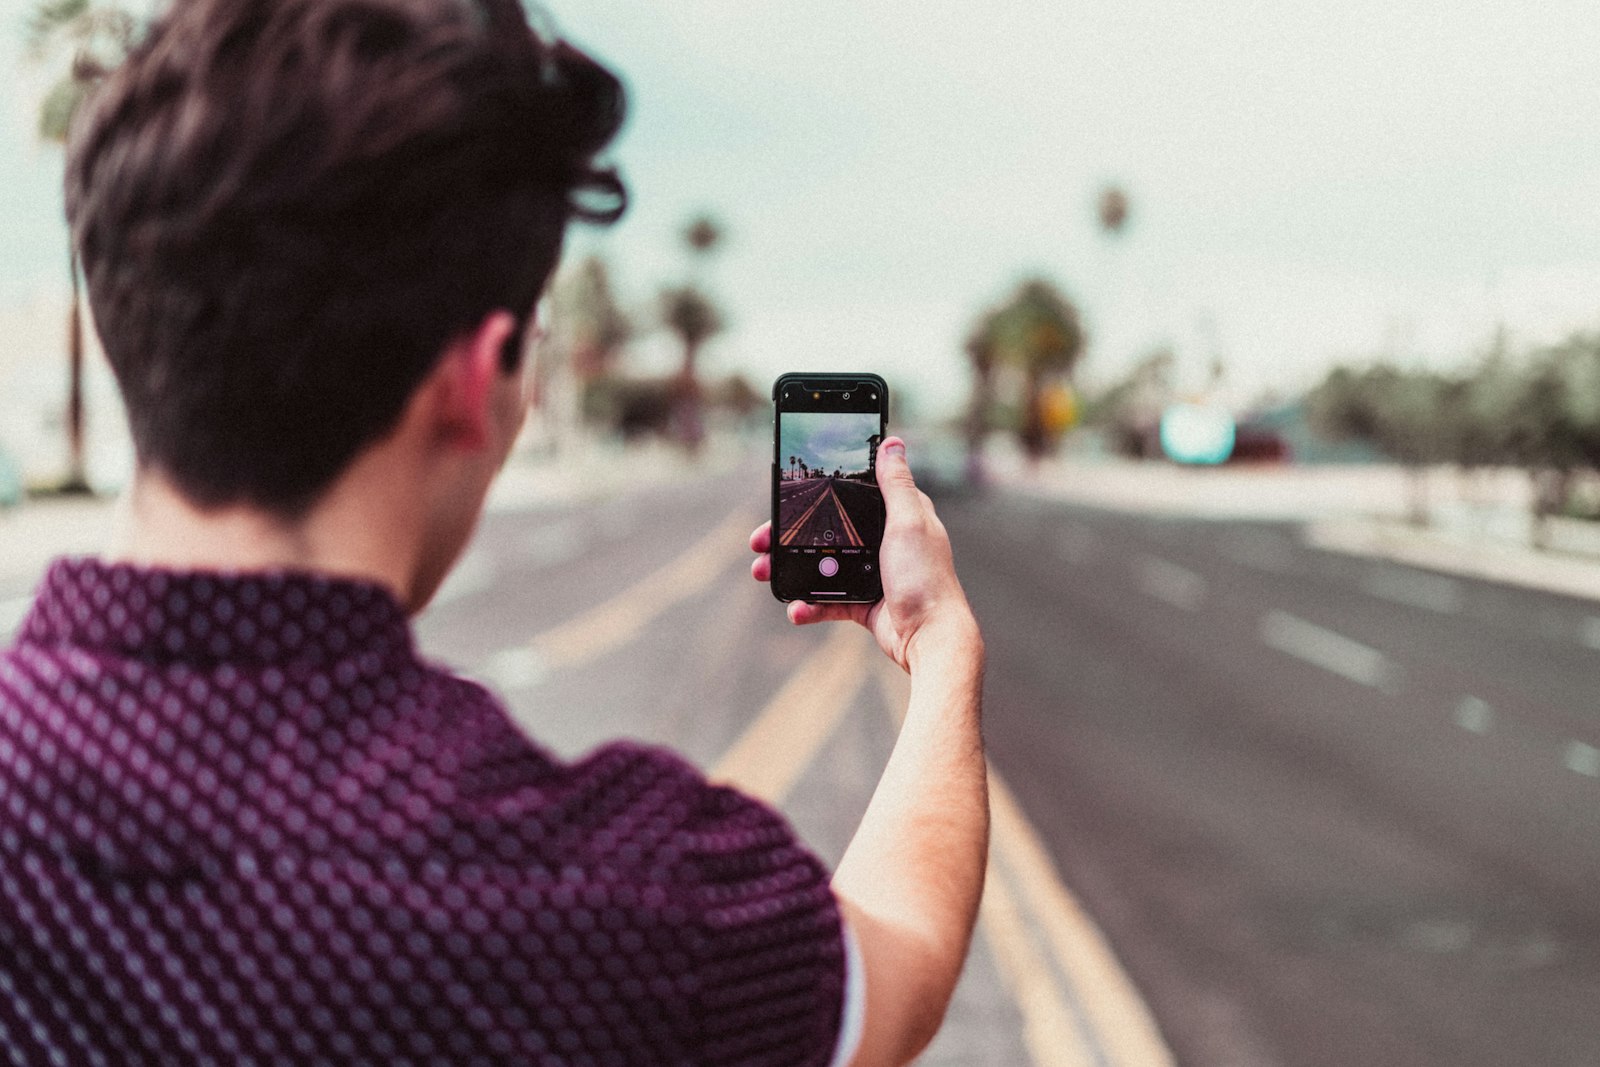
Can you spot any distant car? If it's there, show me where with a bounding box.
[1227,426,1292,464]
[0,445,22,509]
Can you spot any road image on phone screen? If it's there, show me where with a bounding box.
[777,412,886,549]
[771,373,886,603]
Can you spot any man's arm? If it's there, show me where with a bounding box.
[751,438,987,1067]
[832,621,985,1066]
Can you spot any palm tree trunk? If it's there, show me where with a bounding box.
[1021,367,1047,461]
[965,361,993,477]
[672,339,704,454]
[678,335,699,383]
[65,244,90,493]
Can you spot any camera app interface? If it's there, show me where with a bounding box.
[777,412,885,550]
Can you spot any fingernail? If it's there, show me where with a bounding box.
[885,442,905,458]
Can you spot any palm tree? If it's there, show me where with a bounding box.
[661,214,725,453]
[28,0,139,494]
[684,215,722,256]
[1097,185,1130,236]
[963,307,1001,479]
[661,286,723,383]
[993,279,1085,460]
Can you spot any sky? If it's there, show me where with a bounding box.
[4,0,1600,438]
[780,412,881,475]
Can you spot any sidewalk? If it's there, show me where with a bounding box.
[0,433,747,622]
[995,457,1600,605]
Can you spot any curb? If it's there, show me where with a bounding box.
[995,464,1600,608]
[1305,518,1600,606]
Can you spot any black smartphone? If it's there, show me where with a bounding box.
[771,372,889,604]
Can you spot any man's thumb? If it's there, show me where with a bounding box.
[875,437,919,510]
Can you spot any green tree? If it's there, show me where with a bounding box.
[28,0,138,494]
[1310,336,1600,545]
[1308,363,1450,526]
[1505,336,1600,546]
[661,285,723,381]
[1081,347,1174,458]
[989,278,1085,459]
[1440,347,1518,473]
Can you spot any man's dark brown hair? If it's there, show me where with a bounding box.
[66,0,626,515]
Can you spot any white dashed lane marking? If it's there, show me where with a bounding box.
[1260,610,1400,691]
[1454,696,1493,734]
[1135,557,1207,612]
[1581,617,1600,650]
[1563,741,1600,778]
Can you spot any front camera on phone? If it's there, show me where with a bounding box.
[843,392,851,400]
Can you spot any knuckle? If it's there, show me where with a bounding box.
[888,512,929,537]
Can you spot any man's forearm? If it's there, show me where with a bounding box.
[832,621,988,1027]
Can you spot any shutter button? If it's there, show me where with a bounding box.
[818,557,840,577]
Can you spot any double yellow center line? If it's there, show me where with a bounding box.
[779,482,864,548]
[508,506,1173,1066]
[779,481,832,546]
[522,507,758,672]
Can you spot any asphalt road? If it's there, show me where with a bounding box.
[16,456,1587,1063]
[944,489,1600,1067]
[407,460,1600,1064]
[777,476,884,547]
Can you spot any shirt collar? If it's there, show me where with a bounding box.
[20,557,415,668]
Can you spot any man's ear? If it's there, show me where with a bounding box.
[426,310,519,451]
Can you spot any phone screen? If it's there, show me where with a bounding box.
[771,374,887,603]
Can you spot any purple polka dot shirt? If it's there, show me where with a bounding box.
[0,559,846,1065]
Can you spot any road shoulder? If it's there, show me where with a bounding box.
[998,459,1600,606]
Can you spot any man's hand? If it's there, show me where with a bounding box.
[750,437,979,673]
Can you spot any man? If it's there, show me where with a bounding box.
[0,0,987,1064]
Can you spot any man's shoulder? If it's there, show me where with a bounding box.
[0,631,95,723]
[419,669,804,859]
[424,669,699,791]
